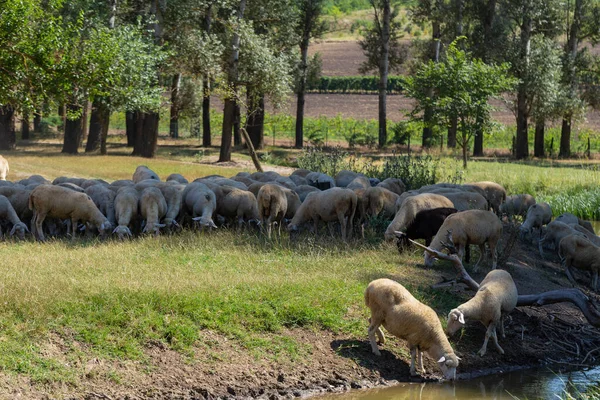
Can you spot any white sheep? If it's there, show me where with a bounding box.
[287,188,357,242]
[376,178,406,196]
[181,182,217,229]
[305,172,335,190]
[0,155,9,180]
[85,184,117,227]
[365,278,459,380]
[113,186,140,239]
[139,187,167,235]
[217,187,260,230]
[469,181,507,215]
[363,186,400,220]
[0,186,32,221]
[384,193,454,241]
[438,191,488,211]
[166,173,188,184]
[519,202,552,238]
[346,176,371,190]
[257,184,288,238]
[156,182,185,230]
[29,185,112,241]
[558,234,600,291]
[334,170,364,187]
[447,269,518,357]
[0,195,28,239]
[425,209,503,270]
[18,175,49,187]
[499,194,536,219]
[293,185,320,202]
[132,165,160,183]
[289,174,307,187]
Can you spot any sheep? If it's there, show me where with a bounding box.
[289,175,307,187]
[396,207,458,249]
[257,184,288,238]
[365,278,459,380]
[181,182,217,229]
[18,175,49,187]
[0,186,32,221]
[556,212,596,234]
[230,175,256,187]
[108,179,134,192]
[287,188,357,242]
[52,177,86,186]
[439,192,488,211]
[57,182,85,192]
[335,170,364,188]
[447,269,518,357]
[139,187,167,235]
[0,195,28,239]
[519,202,552,238]
[468,181,507,215]
[538,220,586,258]
[85,184,117,226]
[377,178,406,196]
[384,193,454,241]
[290,169,312,178]
[132,165,160,183]
[217,187,260,230]
[29,185,112,241]
[346,176,371,190]
[499,194,536,219]
[572,225,600,247]
[363,187,400,220]
[155,182,185,230]
[80,179,109,189]
[283,188,301,219]
[559,234,600,291]
[0,155,8,180]
[166,173,188,184]
[293,185,320,202]
[274,176,296,189]
[113,186,140,239]
[305,172,335,190]
[424,209,503,270]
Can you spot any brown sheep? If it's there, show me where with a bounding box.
[139,187,167,235]
[559,234,600,292]
[469,181,507,215]
[257,184,288,238]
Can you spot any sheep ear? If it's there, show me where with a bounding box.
[9,225,16,236]
[458,313,465,324]
[156,223,166,228]
[192,217,202,221]
[209,221,218,229]
[437,356,446,363]
[23,224,29,232]
[112,227,119,234]
[126,227,132,237]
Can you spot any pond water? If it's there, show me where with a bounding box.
[590,220,600,234]
[316,365,600,400]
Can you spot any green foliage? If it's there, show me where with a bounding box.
[306,75,405,93]
[541,186,600,220]
[323,0,372,15]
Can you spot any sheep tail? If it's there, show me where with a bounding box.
[28,192,34,211]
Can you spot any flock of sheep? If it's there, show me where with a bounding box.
[0,156,598,381]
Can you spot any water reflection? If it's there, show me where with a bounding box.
[318,366,600,400]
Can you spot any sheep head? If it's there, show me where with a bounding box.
[437,354,459,380]
[446,308,465,336]
[112,226,133,240]
[9,222,28,240]
[192,216,217,229]
[97,220,113,236]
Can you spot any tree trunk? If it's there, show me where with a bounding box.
[534,117,545,158]
[246,90,265,150]
[473,115,484,156]
[80,100,89,147]
[33,110,42,133]
[219,0,246,162]
[559,116,572,158]
[0,106,16,150]
[202,78,211,147]
[99,105,111,155]
[482,0,496,62]
[169,73,181,138]
[58,104,66,133]
[21,111,30,140]
[377,0,391,148]
[233,102,241,146]
[296,35,310,149]
[125,111,136,147]
[62,104,83,154]
[86,102,102,152]
[422,19,441,148]
[447,117,457,148]
[515,13,531,160]
[132,111,159,158]
[560,0,582,159]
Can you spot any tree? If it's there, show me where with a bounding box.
[294,0,326,149]
[405,39,515,168]
[359,0,406,147]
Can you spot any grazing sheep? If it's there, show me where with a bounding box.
[396,207,458,249]
[290,169,312,178]
[539,220,586,258]
[29,185,111,241]
[469,181,507,215]
[447,269,518,356]
[559,234,600,291]
[52,177,86,186]
[132,165,160,183]
[384,193,454,241]
[556,213,596,234]
[294,185,320,202]
[108,179,134,192]
[347,176,371,190]
[155,182,185,230]
[287,188,357,242]
[305,172,335,190]
[377,178,406,196]
[166,173,188,184]
[230,175,256,187]
[18,175,49,187]
[139,187,167,235]
[0,155,8,180]
[335,170,364,188]
[217,187,260,229]
[439,192,488,211]
[181,182,217,229]
[282,188,301,219]
[519,202,552,238]
[579,219,596,235]
[57,182,85,192]
[289,175,307,187]
[572,225,600,247]
[500,194,536,219]
[113,186,140,239]
[205,177,248,191]
[0,195,28,239]
[424,210,503,270]
[80,179,109,189]
[363,187,400,220]
[274,176,296,189]
[365,278,459,380]
[0,186,32,221]
[85,184,117,226]
[257,184,288,238]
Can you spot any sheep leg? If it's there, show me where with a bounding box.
[417,348,426,374]
[368,319,383,356]
[409,347,418,376]
[491,325,504,354]
[71,218,78,240]
[564,258,577,285]
[474,244,485,270]
[338,211,348,242]
[35,212,46,242]
[499,315,506,338]
[478,324,495,357]
[593,270,599,292]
